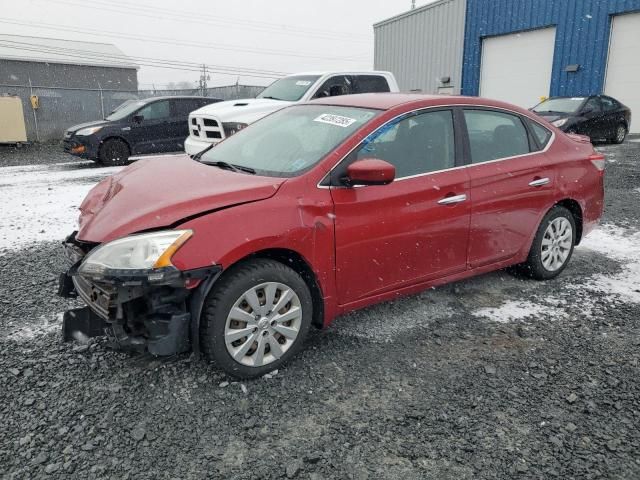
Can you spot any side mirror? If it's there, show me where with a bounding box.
[132,114,144,124]
[344,159,396,186]
[581,107,594,115]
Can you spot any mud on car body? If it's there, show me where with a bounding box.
[59,94,605,379]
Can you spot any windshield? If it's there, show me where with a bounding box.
[201,105,379,177]
[256,75,321,102]
[105,100,147,121]
[533,97,586,114]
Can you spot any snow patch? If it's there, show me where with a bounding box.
[579,225,640,303]
[0,163,120,251]
[474,300,566,323]
[7,313,64,341]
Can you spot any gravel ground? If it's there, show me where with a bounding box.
[1,141,640,479]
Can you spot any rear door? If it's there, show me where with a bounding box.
[168,99,201,151]
[330,108,471,305]
[462,108,556,268]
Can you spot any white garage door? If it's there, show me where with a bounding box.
[605,13,640,134]
[480,28,557,109]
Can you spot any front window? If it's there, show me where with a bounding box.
[105,100,146,121]
[256,75,321,102]
[533,97,586,114]
[200,105,380,177]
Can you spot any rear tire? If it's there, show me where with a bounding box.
[519,206,576,281]
[201,259,313,379]
[611,124,627,144]
[98,138,130,166]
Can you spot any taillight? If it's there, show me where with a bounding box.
[589,153,606,171]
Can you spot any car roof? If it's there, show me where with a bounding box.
[307,93,534,113]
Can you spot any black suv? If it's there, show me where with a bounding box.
[63,96,222,165]
[532,95,632,144]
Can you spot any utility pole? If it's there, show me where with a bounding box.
[199,64,210,96]
[411,0,416,9]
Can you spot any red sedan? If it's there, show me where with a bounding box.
[59,94,605,378]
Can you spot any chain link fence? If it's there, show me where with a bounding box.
[1,84,265,142]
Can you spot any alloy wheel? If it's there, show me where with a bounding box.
[616,126,626,143]
[541,217,573,272]
[224,282,302,367]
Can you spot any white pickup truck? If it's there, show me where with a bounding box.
[184,71,399,155]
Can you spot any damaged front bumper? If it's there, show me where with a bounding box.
[58,232,221,356]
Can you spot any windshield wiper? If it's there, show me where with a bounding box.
[260,96,284,101]
[192,144,215,161]
[204,161,256,175]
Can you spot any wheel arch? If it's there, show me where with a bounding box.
[224,248,325,329]
[554,198,584,244]
[98,136,131,156]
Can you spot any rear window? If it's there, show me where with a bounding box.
[354,75,390,94]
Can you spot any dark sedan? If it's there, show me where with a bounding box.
[63,96,222,166]
[532,95,631,144]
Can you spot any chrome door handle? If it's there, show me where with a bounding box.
[529,178,551,187]
[438,194,467,205]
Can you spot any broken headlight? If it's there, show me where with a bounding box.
[78,230,192,275]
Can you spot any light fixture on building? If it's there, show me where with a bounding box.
[565,64,581,73]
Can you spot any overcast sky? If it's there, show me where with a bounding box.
[1,0,433,89]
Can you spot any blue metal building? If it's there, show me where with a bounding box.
[375,0,640,132]
[462,0,640,96]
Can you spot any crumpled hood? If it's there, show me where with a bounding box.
[77,155,285,243]
[67,120,111,134]
[192,98,294,124]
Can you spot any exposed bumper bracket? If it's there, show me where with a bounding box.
[62,307,109,342]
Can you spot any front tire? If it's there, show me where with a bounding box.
[520,206,576,280]
[98,138,130,166]
[201,259,313,379]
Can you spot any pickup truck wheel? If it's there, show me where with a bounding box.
[98,138,129,166]
[521,206,576,280]
[201,259,312,379]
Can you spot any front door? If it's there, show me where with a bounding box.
[129,99,173,154]
[462,108,556,267]
[330,109,471,305]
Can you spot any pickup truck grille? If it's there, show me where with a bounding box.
[190,115,224,141]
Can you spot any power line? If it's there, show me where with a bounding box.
[0,18,369,63]
[48,0,372,42]
[0,43,286,79]
[0,39,290,77]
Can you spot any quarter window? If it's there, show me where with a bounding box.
[463,110,531,164]
[354,110,456,178]
[528,120,553,150]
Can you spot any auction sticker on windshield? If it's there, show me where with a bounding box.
[314,114,358,128]
[296,80,312,86]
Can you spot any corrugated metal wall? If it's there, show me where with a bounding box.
[462,0,640,97]
[374,0,467,94]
